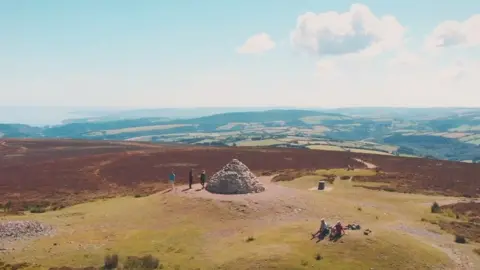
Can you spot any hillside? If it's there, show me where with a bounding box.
[1,108,480,162]
[1,139,480,269]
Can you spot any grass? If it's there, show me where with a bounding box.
[236,139,283,147]
[212,223,449,270]
[87,124,191,136]
[279,175,327,189]
[315,168,377,177]
[307,145,345,151]
[1,168,471,269]
[300,116,347,124]
[346,148,392,156]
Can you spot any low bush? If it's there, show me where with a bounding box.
[30,206,46,214]
[104,254,119,269]
[246,236,255,242]
[454,235,467,244]
[124,255,161,270]
[431,202,442,213]
[4,201,12,213]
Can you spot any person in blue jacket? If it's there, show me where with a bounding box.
[169,170,176,192]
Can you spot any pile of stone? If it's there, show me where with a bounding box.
[0,220,53,241]
[206,159,265,194]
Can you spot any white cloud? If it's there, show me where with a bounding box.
[389,51,422,67]
[439,59,479,82]
[290,4,406,57]
[236,33,276,54]
[316,59,336,73]
[425,15,480,50]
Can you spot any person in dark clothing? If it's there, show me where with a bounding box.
[200,170,206,188]
[188,168,194,189]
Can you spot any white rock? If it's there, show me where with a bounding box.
[206,159,265,194]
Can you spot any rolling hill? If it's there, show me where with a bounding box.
[1,108,480,162]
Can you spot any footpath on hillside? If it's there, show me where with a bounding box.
[172,158,479,270]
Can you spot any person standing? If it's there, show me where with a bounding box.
[200,170,206,188]
[169,170,176,192]
[188,168,194,189]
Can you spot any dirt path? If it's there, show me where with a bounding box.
[393,222,477,270]
[175,176,313,209]
[172,176,322,226]
[172,174,478,270]
[353,158,377,169]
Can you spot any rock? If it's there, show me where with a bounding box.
[0,220,53,243]
[206,159,265,194]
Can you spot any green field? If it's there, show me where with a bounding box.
[346,148,392,155]
[87,124,192,136]
[236,139,283,147]
[300,116,349,125]
[307,144,345,151]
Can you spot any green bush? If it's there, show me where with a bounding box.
[104,254,119,269]
[431,202,442,213]
[245,236,255,242]
[454,235,467,244]
[30,206,46,214]
[5,201,12,212]
[124,255,161,270]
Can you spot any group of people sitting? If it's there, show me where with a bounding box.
[312,218,346,241]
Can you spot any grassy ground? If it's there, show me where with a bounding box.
[87,124,191,136]
[236,139,283,147]
[2,168,479,269]
[346,148,392,155]
[307,145,345,151]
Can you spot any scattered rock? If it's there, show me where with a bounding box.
[0,220,53,244]
[206,159,265,194]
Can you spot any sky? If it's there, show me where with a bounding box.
[1,0,479,108]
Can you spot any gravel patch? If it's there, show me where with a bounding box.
[0,220,54,251]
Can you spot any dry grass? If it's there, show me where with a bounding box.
[307,145,345,151]
[236,139,283,147]
[1,177,460,270]
[346,148,392,156]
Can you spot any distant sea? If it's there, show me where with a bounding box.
[0,106,130,126]
[0,106,300,127]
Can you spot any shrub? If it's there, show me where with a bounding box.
[124,255,160,270]
[383,187,397,192]
[473,248,480,256]
[431,202,442,213]
[30,206,46,214]
[104,254,119,269]
[246,236,255,242]
[340,176,350,180]
[5,201,12,212]
[454,235,467,244]
[314,253,323,260]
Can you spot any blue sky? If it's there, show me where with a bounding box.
[1,0,479,108]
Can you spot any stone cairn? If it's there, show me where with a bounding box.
[206,159,265,194]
